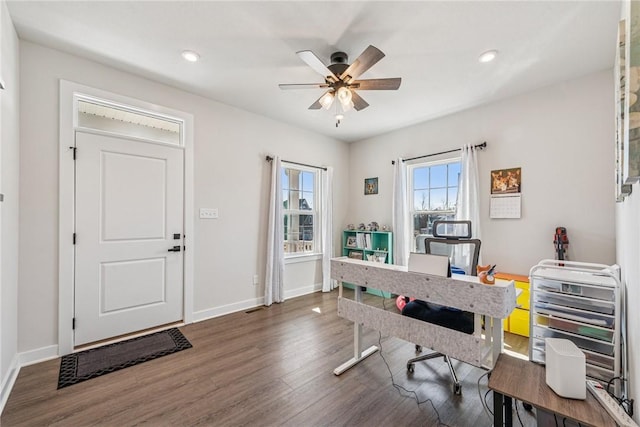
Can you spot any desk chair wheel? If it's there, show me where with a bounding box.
[415,344,422,353]
[453,382,462,395]
[407,362,415,373]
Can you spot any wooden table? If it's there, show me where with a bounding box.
[488,354,616,427]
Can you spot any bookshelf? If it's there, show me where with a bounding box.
[342,230,393,297]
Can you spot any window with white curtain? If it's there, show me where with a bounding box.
[282,164,320,256]
[409,158,461,241]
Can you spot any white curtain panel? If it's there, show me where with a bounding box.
[392,158,410,266]
[321,167,337,292]
[455,144,482,271]
[265,156,284,306]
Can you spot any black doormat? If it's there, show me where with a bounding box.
[58,327,192,389]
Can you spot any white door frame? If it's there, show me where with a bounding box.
[58,80,195,355]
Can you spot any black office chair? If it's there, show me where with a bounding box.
[403,220,481,395]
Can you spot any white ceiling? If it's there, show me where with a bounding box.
[7,1,621,142]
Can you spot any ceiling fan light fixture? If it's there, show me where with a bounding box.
[181,50,200,62]
[336,87,352,108]
[340,100,354,113]
[478,50,498,63]
[279,45,401,126]
[320,92,335,109]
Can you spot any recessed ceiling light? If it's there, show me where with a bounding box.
[478,50,498,63]
[181,50,200,62]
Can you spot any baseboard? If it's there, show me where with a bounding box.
[284,282,322,300]
[0,354,19,415]
[193,296,265,322]
[18,345,59,367]
[193,284,322,323]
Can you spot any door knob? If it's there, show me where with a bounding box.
[167,246,181,252]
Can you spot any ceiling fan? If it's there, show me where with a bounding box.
[279,45,401,126]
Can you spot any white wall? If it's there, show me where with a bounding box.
[348,70,615,275]
[18,41,349,353]
[0,0,20,407]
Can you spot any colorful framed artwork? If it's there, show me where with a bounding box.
[364,177,378,195]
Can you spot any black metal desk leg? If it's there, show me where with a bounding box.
[504,396,513,427]
[493,391,503,427]
[492,391,513,427]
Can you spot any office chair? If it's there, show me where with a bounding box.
[403,220,481,395]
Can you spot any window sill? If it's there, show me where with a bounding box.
[284,253,323,264]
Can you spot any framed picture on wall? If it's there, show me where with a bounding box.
[616,19,633,200]
[616,19,627,201]
[626,3,640,183]
[364,177,378,195]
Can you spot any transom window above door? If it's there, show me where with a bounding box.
[76,97,184,146]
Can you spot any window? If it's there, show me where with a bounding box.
[282,165,319,256]
[76,98,183,146]
[409,159,461,241]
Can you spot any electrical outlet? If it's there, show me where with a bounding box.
[200,208,219,219]
[253,274,259,286]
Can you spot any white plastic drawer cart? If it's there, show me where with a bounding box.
[529,260,627,396]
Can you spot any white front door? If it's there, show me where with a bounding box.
[74,131,184,346]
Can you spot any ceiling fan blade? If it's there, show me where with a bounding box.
[352,78,401,90]
[296,50,339,81]
[308,90,333,110]
[351,91,370,111]
[340,45,385,81]
[279,83,329,90]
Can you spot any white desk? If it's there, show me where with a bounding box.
[331,257,517,375]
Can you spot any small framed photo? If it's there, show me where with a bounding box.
[346,236,357,247]
[364,177,378,195]
[348,251,363,260]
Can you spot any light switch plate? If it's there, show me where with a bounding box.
[200,208,219,219]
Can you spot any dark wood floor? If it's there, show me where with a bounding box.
[1,290,536,426]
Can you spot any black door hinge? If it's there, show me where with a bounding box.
[69,146,77,160]
[72,318,76,330]
[73,233,76,245]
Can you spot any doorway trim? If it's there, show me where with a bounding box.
[58,80,195,355]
